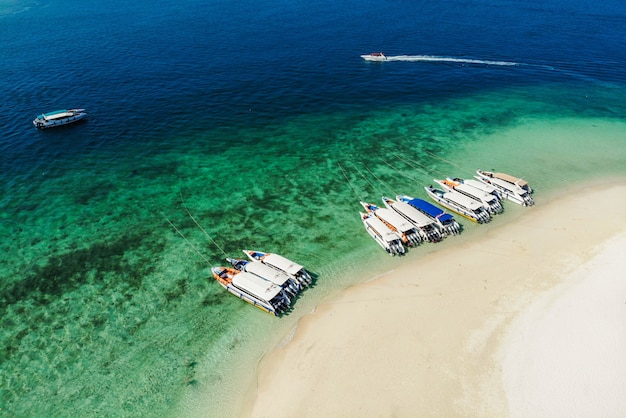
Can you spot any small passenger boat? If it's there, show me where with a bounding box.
[242,250,313,286]
[360,201,422,246]
[211,266,291,316]
[396,195,461,235]
[382,196,443,242]
[476,169,533,194]
[424,185,491,223]
[475,170,534,206]
[435,178,504,214]
[33,109,87,129]
[227,257,301,297]
[360,212,406,255]
[360,52,387,61]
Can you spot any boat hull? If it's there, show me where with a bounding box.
[424,187,489,223]
[33,109,87,129]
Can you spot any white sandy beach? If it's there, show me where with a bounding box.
[242,181,626,417]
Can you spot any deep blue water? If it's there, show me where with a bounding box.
[1,0,626,416]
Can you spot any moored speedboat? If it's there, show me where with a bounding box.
[242,250,313,286]
[211,266,291,316]
[476,169,533,194]
[360,201,422,246]
[360,52,387,61]
[424,185,491,223]
[475,170,534,206]
[381,196,443,242]
[396,195,461,235]
[360,212,406,255]
[227,257,301,298]
[33,109,87,129]
[435,178,504,214]
[449,177,501,202]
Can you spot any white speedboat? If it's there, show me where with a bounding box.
[33,109,87,129]
[475,170,534,206]
[360,201,422,246]
[435,178,503,214]
[242,250,313,286]
[381,196,443,242]
[360,52,387,61]
[424,185,491,223]
[476,169,533,194]
[360,212,406,255]
[396,195,461,235]
[211,267,291,316]
[449,177,501,202]
[227,258,301,298]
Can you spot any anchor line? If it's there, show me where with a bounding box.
[337,161,364,201]
[381,160,417,182]
[179,190,228,258]
[422,149,470,174]
[362,163,397,198]
[162,212,212,266]
[350,163,386,198]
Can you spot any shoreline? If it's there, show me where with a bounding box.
[240,180,626,417]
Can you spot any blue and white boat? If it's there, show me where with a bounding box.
[396,194,461,236]
[381,196,443,242]
[32,108,87,129]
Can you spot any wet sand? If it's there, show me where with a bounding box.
[242,181,626,417]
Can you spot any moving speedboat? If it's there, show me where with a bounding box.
[396,195,461,236]
[476,169,533,194]
[382,196,443,242]
[360,201,422,246]
[33,109,87,129]
[424,185,491,223]
[435,178,504,214]
[360,52,387,61]
[211,266,291,316]
[475,170,534,206]
[242,250,313,286]
[360,212,405,255]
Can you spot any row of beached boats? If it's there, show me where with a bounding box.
[211,250,313,316]
[360,169,534,255]
[209,169,532,315]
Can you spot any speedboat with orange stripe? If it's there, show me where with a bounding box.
[211,266,292,316]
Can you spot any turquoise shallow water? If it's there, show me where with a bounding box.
[1,0,626,415]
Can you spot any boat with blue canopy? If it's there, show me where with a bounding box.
[396,194,461,235]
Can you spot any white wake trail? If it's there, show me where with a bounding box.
[386,55,519,66]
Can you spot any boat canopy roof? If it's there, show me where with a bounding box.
[401,196,455,223]
[493,172,529,187]
[456,184,496,202]
[364,215,401,242]
[232,271,282,300]
[40,110,73,120]
[445,190,484,210]
[374,207,415,232]
[463,178,497,193]
[263,253,303,275]
[393,201,435,226]
[483,176,526,194]
[245,262,291,286]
